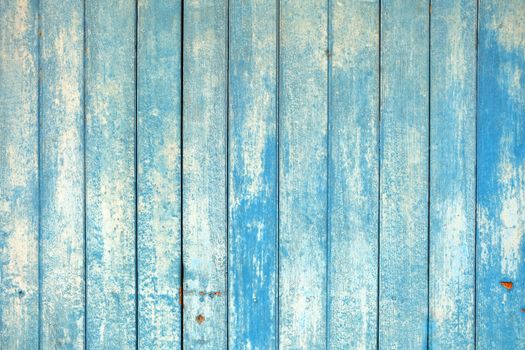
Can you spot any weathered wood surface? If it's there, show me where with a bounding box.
[85,0,136,348]
[182,0,228,348]
[379,0,429,348]
[279,0,328,348]
[429,1,477,349]
[0,1,39,348]
[40,0,85,347]
[477,1,525,348]
[328,1,379,348]
[228,0,278,349]
[137,0,182,349]
[0,1,523,349]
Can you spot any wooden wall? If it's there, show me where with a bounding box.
[0,0,523,349]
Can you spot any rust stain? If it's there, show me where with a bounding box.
[214,291,221,296]
[196,314,205,325]
[520,308,525,313]
[500,281,513,290]
[179,287,183,305]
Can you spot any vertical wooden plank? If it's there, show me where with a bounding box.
[39,0,85,347]
[0,0,39,348]
[328,1,379,348]
[379,0,429,348]
[137,0,182,348]
[183,0,227,347]
[279,1,328,348]
[85,0,136,348]
[228,0,278,349]
[429,1,476,349]
[477,1,525,348]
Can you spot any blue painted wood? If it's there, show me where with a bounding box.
[137,0,182,348]
[279,0,328,348]
[182,0,228,347]
[0,0,40,348]
[228,0,278,349]
[379,0,429,348]
[328,1,379,348]
[39,0,85,348]
[85,0,136,348]
[477,1,525,348]
[429,1,476,349]
[3,3,525,349]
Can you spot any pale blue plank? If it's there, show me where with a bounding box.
[228,0,278,349]
[85,0,136,348]
[429,1,476,349]
[328,1,379,348]
[182,0,228,347]
[477,1,525,348]
[0,0,39,348]
[379,1,429,348]
[279,1,328,348]
[137,0,182,348]
[39,0,85,348]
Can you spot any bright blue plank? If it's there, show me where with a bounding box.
[328,1,379,348]
[477,1,525,348]
[228,0,278,349]
[0,0,39,348]
[39,0,85,347]
[279,1,328,348]
[429,1,476,349]
[379,1,429,348]
[137,0,182,348]
[182,1,228,347]
[85,0,136,348]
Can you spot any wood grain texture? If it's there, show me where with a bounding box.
[0,0,39,348]
[39,0,85,348]
[228,0,278,349]
[429,1,476,349]
[137,0,182,348]
[328,1,379,348]
[477,1,525,348]
[379,0,429,348]
[85,0,136,348]
[279,0,328,348]
[182,0,228,347]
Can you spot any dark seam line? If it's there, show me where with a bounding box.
[325,0,332,349]
[226,0,230,348]
[427,1,432,349]
[376,1,382,349]
[474,1,479,348]
[276,0,281,348]
[37,0,43,348]
[83,0,87,348]
[134,0,139,348]
[180,1,185,348]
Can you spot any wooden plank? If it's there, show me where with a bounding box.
[0,0,39,348]
[379,1,429,348]
[228,0,278,349]
[279,0,328,348]
[85,0,136,348]
[137,0,182,348]
[39,0,85,347]
[477,1,525,348]
[328,0,379,348]
[428,1,476,348]
[182,0,228,347]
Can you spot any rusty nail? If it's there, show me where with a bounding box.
[196,314,205,324]
[500,281,513,290]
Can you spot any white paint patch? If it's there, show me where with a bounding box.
[497,153,525,277]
